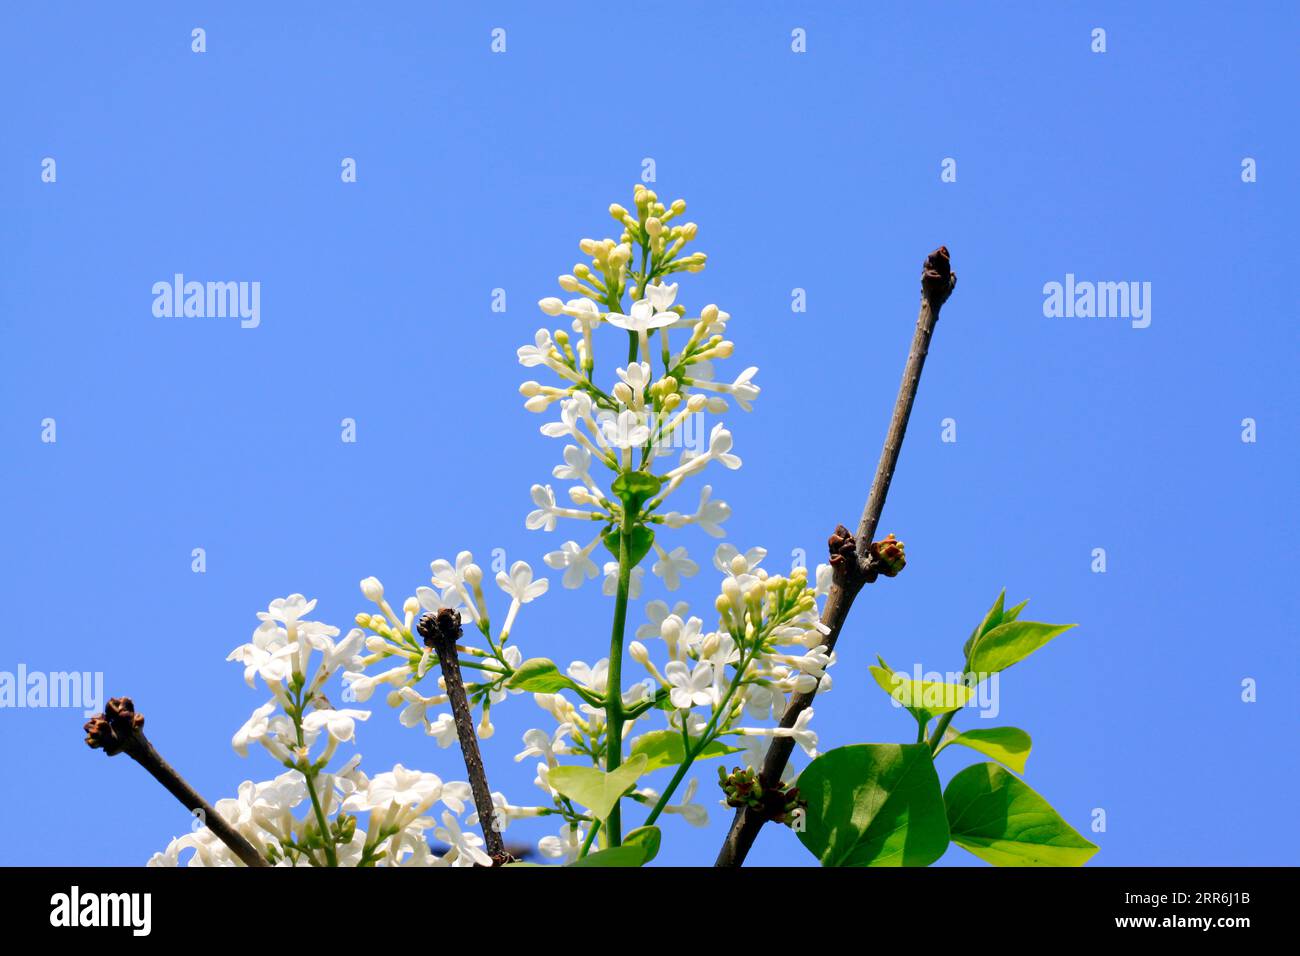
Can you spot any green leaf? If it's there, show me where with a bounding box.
[565,846,642,867]
[506,658,582,694]
[629,730,742,773]
[941,726,1032,774]
[944,762,1098,866]
[602,525,655,568]
[869,657,974,725]
[966,620,1077,676]
[796,744,949,867]
[567,825,661,867]
[548,754,649,823]
[623,825,661,864]
[611,471,663,513]
[962,589,1007,661]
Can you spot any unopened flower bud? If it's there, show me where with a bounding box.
[539,297,564,315]
[558,275,582,292]
[629,641,650,666]
[869,534,907,577]
[360,576,384,602]
[609,203,629,222]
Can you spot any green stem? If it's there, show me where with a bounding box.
[604,508,635,847]
[578,819,601,859]
[928,711,956,754]
[643,647,755,827]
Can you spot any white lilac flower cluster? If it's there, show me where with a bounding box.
[518,185,759,597]
[155,187,835,866]
[149,587,551,867]
[506,187,836,856]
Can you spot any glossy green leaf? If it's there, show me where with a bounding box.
[941,726,1032,774]
[963,590,1006,661]
[870,657,974,724]
[567,826,660,867]
[796,743,949,867]
[548,754,648,823]
[629,730,742,773]
[602,525,655,568]
[506,658,582,694]
[966,620,1076,676]
[944,762,1098,866]
[623,825,661,863]
[611,471,663,513]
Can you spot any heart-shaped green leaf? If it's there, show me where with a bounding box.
[611,471,663,513]
[796,743,949,867]
[629,730,742,773]
[940,726,1032,774]
[944,762,1098,866]
[602,525,655,568]
[548,754,648,823]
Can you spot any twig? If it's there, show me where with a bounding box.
[714,246,956,867]
[84,696,270,867]
[418,609,514,866]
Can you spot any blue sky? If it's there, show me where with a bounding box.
[1,1,1296,867]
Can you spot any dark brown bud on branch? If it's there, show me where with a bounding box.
[417,608,463,649]
[84,696,145,756]
[827,524,857,569]
[921,245,956,307]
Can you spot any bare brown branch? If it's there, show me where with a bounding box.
[418,610,514,866]
[84,696,270,867]
[714,246,955,867]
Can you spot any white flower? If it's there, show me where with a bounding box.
[652,545,699,591]
[615,362,654,407]
[232,701,277,757]
[662,485,731,538]
[714,543,767,581]
[516,328,555,368]
[538,823,585,864]
[435,811,492,868]
[636,600,691,640]
[496,560,549,604]
[737,707,819,758]
[525,482,594,531]
[664,424,741,483]
[602,562,644,599]
[664,660,717,710]
[553,444,595,485]
[544,538,601,589]
[344,764,443,814]
[226,640,297,688]
[397,686,446,731]
[662,778,709,827]
[256,595,317,628]
[301,707,370,743]
[495,560,548,639]
[427,712,458,748]
[415,583,474,626]
[599,409,651,450]
[341,664,411,702]
[567,658,609,696]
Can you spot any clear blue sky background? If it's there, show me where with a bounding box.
[2,2,1296,867]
